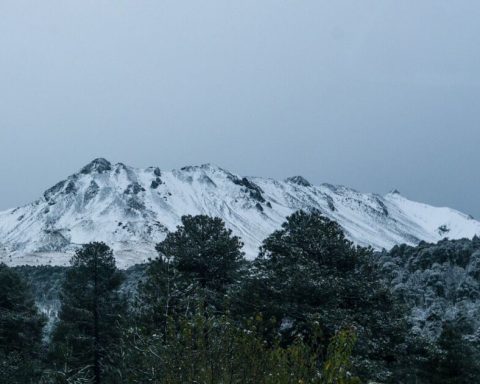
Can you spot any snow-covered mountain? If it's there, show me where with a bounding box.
[1,158,479,268]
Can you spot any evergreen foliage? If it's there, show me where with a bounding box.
[378,238,480,340]
[48,243,126,383]
[135,250,193,332]
[0,263,46,383]
[137,215,246,331]
[235,210,412,382]
[419,319,480,383]
[377,237,480,382]
[156,215,245,291]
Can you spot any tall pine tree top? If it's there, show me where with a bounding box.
[240,210,411,382]
[50,242,125,383]
[156,215,245,291]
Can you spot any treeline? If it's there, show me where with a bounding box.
[1,211,479,383]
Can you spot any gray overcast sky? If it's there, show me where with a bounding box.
[1,1,479,217]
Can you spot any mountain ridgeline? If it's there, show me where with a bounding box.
[1,158,479,267]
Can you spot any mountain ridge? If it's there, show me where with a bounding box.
[1,158,479,268]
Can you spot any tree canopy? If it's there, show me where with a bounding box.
[49,242,125,383]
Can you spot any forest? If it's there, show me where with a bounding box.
[1,211,480,383]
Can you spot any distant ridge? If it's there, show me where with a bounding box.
[1,158,479,267]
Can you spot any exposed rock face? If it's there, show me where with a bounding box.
[150,178,162,189]
[153,167,161,177]
[80,158,112,174]
[229,175,266,203]
[84,181,100,203]
[0,159,479,268]
[124,182,146,195]
[44,180,67,201]
[285,176,312,187]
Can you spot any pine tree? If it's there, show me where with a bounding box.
[135,252,192,333]
[421,319,480,383]
[156,215,245,292]
[49,242,125,383]
[137,215,246,332]
[0,263,45,383]
[236,210,410,382]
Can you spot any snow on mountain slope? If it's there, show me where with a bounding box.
[0,158,479,268]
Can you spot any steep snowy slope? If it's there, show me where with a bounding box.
[0,158,479,267]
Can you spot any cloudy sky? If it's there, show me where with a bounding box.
[1,1,479,217]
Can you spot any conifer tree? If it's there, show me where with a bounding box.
[156,215,245,292]
[421,319,480,383]
[236,210,410,382]
[135,251,191,332]
[0,263,45,383]
[137,215,245,332]
[49,242,125,383]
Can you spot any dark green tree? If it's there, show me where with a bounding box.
[156,215,245,291]
[136,215,245,334]
[420,319,480,383]
[49,242,125,383]
[135,252,192,333]
[0,263,45,383]
[236,210,411,382]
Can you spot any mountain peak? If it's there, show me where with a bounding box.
[285,176,312,187]
[179,163,228,174]
[80,158,112,175]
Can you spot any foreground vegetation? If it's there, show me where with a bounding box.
[1,211,479,383]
